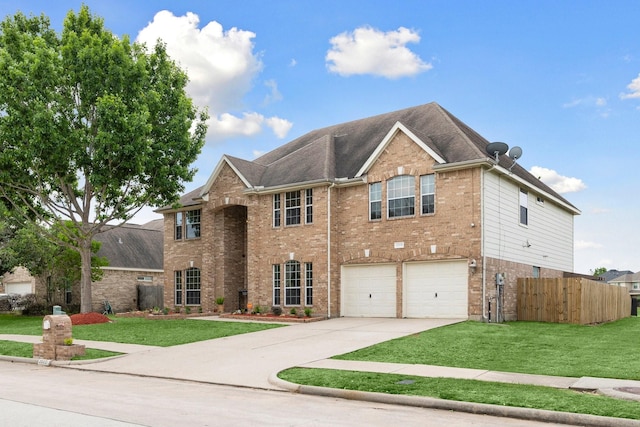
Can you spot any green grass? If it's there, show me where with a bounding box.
[334,318,640,380]
[0,340,120,360]
[279,368,640,420]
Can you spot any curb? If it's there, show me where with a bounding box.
[268,373,640,427]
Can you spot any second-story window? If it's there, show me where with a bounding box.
[175,209,201,240]
[305,189,313,224]
[185,209,201,238]
[273,194,281,227]
[285,190,301,226]
[420,174,435,215]
[175,212,183,240]
[387,175,415,218]
[519,188,528,226]
[369,182,382,220]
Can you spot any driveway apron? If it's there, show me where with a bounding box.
[66,317,463,390]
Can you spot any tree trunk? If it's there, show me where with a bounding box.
[79,239,93,313]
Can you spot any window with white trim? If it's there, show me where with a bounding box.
[305,262,313,306]
[174,271,183,305]
[285,260,301,305]
[185,210,201,239]
[369,182,382,220]
[285,191,301,226]
[175,212,183,240]
[175,209,201,240]
[420,174,435,215]
[273,264,281,306]
[137,276,153,282]
[519,189,528,226]
[305,189,313,224]
[273,194,281,227]
[185,267,201,305]
[387,175,415,218]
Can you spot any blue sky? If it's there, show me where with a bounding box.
[2,0,640,274]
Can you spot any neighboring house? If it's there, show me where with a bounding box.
[597,269,634,283]
[608,272,640,296]
[28,220,164,312]
[0,266,36,295]
[90,221,164,313]
[158,102,580,320]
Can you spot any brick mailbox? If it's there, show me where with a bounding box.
[33,314,85,361]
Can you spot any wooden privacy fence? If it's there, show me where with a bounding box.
[517,277,630,324]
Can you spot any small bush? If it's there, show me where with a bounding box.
[289,307,297,316]
[271,306,283,316]
[304,307,312,317]
[253,305,262,314]
[19,294,46,316]
[185,306,191,314]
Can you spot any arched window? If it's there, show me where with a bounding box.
[387,175,415,218]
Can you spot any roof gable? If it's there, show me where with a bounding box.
[200,155,255,197]
[356,121,446,177]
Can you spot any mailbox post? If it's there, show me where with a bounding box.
[33,314,85,361]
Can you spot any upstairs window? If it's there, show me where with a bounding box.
[369,182,382,220]
[285,190,301,226]
[420,174,435,215]
[305,189,313,224]
[185,209,201,239]
[175,212,183,240]
[519,189,528,226]
[273,194,281,227]
[387,175,415,218]
[175,209,201,240]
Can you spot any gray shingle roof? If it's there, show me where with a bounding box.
[95,223,163,270]
[170,102,577,211]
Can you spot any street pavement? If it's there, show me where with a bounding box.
[2,316,640,426]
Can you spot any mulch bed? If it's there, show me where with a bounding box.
[70,312,112,325]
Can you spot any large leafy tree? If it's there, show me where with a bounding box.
[0,6,207,312]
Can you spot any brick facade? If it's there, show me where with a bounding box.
[161,120,576,320]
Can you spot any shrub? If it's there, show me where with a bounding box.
[19,294,46,316]
[271,306,283,316]
[253,305,262,314]
[185,306,191,314]
[289,307,297,316]
[304,307,312,317]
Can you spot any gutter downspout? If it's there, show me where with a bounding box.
[327,182,335,318]
[481,168,488,322]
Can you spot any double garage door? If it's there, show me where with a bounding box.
[341,260,468,318]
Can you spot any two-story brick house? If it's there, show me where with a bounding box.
[158,102,580,321]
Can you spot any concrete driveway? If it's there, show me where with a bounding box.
[68,317,463,389]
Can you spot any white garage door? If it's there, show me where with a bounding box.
[341,264,396,317]
[403,260,468,318]
[5,282,32,295]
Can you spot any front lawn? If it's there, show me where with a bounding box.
[334,317,640,380]
[280,317,640,420]
[279,368,640,420]
[0,314,284,347]
[0,340,119,360]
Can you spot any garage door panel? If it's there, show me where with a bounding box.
[404,261,468,318]
[341,264,396,317]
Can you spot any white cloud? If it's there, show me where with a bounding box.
[326,26,432,79]
[289,59,297,67]
[207,112,292,141]
[620,73,640,99]
[529,166,587,193]
[136,11,292,142]
[263,79,282,105]
[265,116,293,138]
[575,240,604,250]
